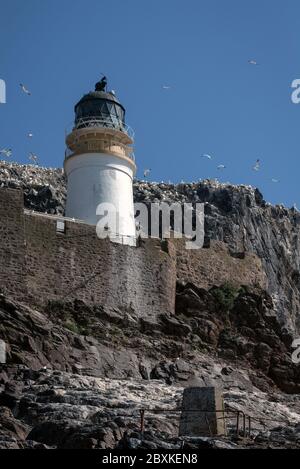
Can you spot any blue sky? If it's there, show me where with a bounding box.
[0,0,300,207]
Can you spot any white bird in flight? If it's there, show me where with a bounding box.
[271,178,280,183]
[143,168,151,178]
[201,153,213,160]
[162,85,171,90]
[253,159,260,171]
[20,83,31,95]
[27,132,33,138]
[248,59,259,65]
[0,148,12,158]
[217,164,226,170]
[29,152,38,163]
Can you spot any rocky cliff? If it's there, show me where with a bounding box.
[0,160,299,450]
[0,286,300,449]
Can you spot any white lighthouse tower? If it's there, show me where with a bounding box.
[64,77,136,246]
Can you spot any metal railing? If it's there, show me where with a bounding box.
[138,407,252,439]
[66,116,135,140]
[97,231,137,245]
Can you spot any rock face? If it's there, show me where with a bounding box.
[0,161,300,449]
[0,286,298,394]
[1,161,300,333]
[0,284,299,449]
[0,162,66,215]
[176,283,300,394]
[1,362,300,449]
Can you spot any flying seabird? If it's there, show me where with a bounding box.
[253,159,260,171]
[0,148,12,158]
[20,83,31,95]
[29,152,38,163]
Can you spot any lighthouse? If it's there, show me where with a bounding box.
[64,77,136,246]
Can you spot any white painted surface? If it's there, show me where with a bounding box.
[64,153,136,243]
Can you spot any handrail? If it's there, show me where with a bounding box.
[138,407,252,439]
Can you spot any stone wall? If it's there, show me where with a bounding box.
[0,188,267,317]
[0,189,26,299]
[175,239,267,291]
[0,188,175,316]
[24,213,176,316]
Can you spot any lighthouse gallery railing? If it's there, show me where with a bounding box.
[67,116,135,140]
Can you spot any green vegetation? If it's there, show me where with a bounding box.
[45,300,92,336]
[46,299,66,312]
[64,319,87,335]
[211,283,243,311]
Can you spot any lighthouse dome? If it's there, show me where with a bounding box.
[74,89,126,131]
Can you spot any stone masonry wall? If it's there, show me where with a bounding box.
[0,189,26,299]
[174,239,267,291]
[0,188,267,316]
[24,213,176,316]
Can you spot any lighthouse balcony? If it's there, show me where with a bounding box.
[65,139,135,162]
[71,116,134,140]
